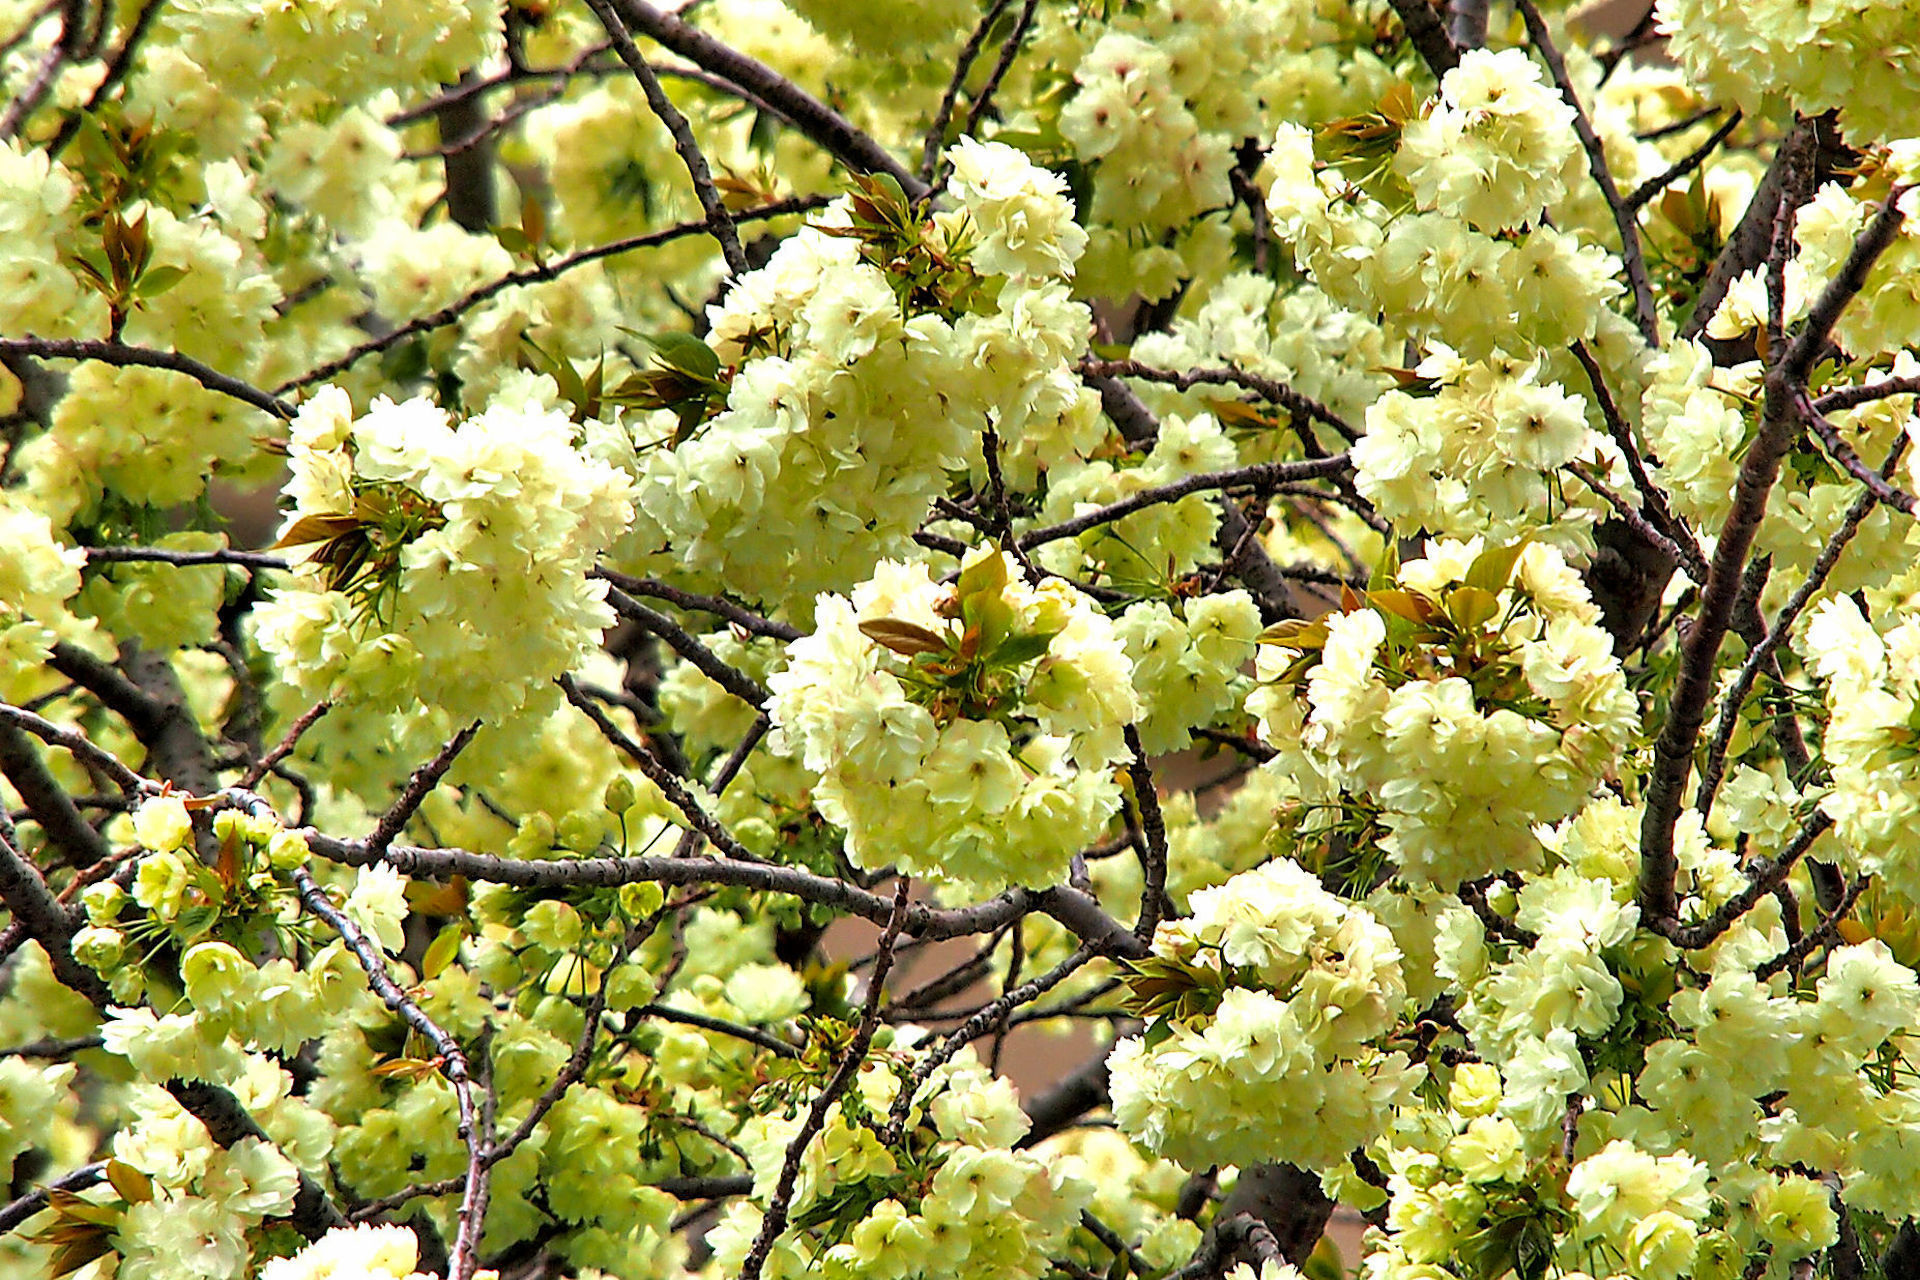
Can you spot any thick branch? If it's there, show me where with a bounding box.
[304,831,1147,957]
[1384,0,1460,78]
[0,723,112,869]
[0,702,152,795]
[1683,120,1817,343]
[0,824,101,1002]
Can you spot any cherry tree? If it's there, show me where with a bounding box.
[3,1,1920,1279]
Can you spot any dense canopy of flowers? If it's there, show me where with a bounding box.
[3,2,1920,1280]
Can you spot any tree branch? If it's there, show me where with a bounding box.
[276,195,823,394]
[1517,0,1658,345]
[581,0,748,275]
[1017,456,1353,551]
[738,878,909,1280]
[602,587,770,705]
[1639,188,1908,925]
[0,338,293,420]
[293,864,489,1277]
[1079,358,1357,446]
[592,570,800,641]
[607,0,927,200]
[303,829,1146,957]
[1384,0,1460,78]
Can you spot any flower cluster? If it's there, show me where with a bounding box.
[1438,864,1644,1136]
[767,548,1137,891]
[80,797,365,1062]
[1394,49,1579,235]
[1116,591,1263,754]
[1047,0,1390,301]
[1804,594,1920,905]
[0,139,99,338]
[1108,859,1418,1170]
[1266,56,1628,363]
[263,1224,446,1280]
[0,493,88,697]
[1636,937,1920,1221]
[253,384,634,724]
[1658,0,1920,146]
[626,140,1097,613]
[1248,539,1639,887]
[1128,270,1391,452]
[130,0,499,156]
[710,1048,1092,1280]
[1352,344,1613,545]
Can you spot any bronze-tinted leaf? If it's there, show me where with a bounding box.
[269,513,361,550]
[858,619,951,656]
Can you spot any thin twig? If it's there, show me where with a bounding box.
[367,723,479,858]
[0,1033,102,1059]
[1625,109,1743,211]
[919,0,1014,183]
[0,1161,107,1233]
[639,1002,799,1058]
[958,0,1038,139]
[1683,120,1816,343]
[1814,375,1920,415]
[240,701,333,790]
[1655,812,1833,951]
[1019,456,1353,551]
[602,588,770,706]
[559,674,768,862]
[580,0,748,275]
[1516,0,1659,345]
[886,945,1095,1139]
[1757,874,1868,980]
[591,570,799,640]
[1079,358,1357,445]
[293,866,489,1277]
[1570,339,1705,578]
[1124,725,1169,941]
[738,878,910,1280]
[276,196,822,393]
[44,0,164,158]
[607,0,927,199]
[1801,394,1919,514]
